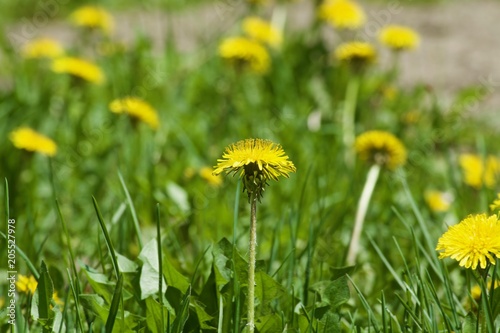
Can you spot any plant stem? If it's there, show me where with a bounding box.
[346,164,381,266]
[342,75,361,167]
[247,191,258,332]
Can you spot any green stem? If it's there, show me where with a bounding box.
[346,164,381,265]
[342,75,361,167]
[247,191,258,332]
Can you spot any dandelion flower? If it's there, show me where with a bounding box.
[471,280,500,301]
[355,130,407,170]
[436,214,500,270]
[318,0,366,30]
[219,37,270,74]
[491,193,500,212]
[10,127,57,157]
[213,138,295,199]
[425,190,452,213]
[459,154,500,189]
[335,41,376,65]
[379,25,420,51]
[109,97,159,130]
[243,16,282,48]
[21,38,64,59]
[52,57,105,84]
[70,5,114,34]
[16,275,38,294]
[200,167,223,187]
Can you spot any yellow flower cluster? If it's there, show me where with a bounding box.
[379,25,420,51]
[10,127,57,157]
[16,275,38,294]
[355,130,407,170]
[318,0,366,30]
[243,17,282,48]
[425,190,452,213]
[52,57,105,84]
[219,37,270,74]
[70,5,114,34]
[22,38,65,59]
[109,97,160,130]
[459,154,500,189]
[335,41,376,65]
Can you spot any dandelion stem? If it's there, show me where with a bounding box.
[346,164,381,265]
[247,191,258,332]
[343,75,361,167]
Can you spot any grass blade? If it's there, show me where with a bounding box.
[118,171,143,250]
[106,273,124,333]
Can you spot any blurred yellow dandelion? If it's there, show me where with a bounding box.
[335,41,376,65]
[10,127,57,157]
[355,130,407,170]
[425,190,452,213]
[22,38,64,59]
[243,16,282,48]
[52,292,64,306]
[16,275,38,294]
[459,154,500,189]
[200,167,223,187]
[52,57,105,84]
[219,37,270,74]
[379,25,420,51]
[490,193,500,212]
[70,5,114,34]
[471,280,500,301]
[109,97,159,130]
[318,0,366,30]
[436,214,500,270]
[213,138,295,198]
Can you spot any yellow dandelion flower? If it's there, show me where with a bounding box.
[109,97,159,130]
[52,57,105,84]
[213,138,296,199]
[379,25,420,51]
[335,41,376,65]
[219,37,270,74]
[425,190,452,213]
[10,127,57,157]
[0,297,4,308]
[318,0,366,30]
[200,167,223,187]
[436,214,500,270]
[242,16,282,48]
[471,280,500,301]
[16,275,38,294]
[21,38,64,59]
[491,193,500,212]
[459,154,500,189]
[70,5,114,34]
[355,130,407,170]
[52,292,64,306]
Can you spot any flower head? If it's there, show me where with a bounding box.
[335,41,376,66]
[243,16,282,48]
[22,38,64,59]
[425,190,452,213]
[70,5,114,34]
[436,214,500,270]
[213,138,296,199]
[200,167,223,187]
[17,275,38,294]
[459,154,500,189]
[379,25,420,51]
[52,57,105,84]
[109,97,159,130]
[10,127,57,157]
[318,0,366,30]
[219,37,270,74]
[355,130,406,170]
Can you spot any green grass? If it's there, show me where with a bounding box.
[1,0,500,332]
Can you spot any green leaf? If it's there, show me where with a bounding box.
[192,301,216,330]
[462,312,477,333]
[37,261,54,332]
[254,271,285,316]
[166,182,190,215]
[162,257,190,295]
[255,313,282,332]
[171,287,191,333]
[138,239,167,300]
[309,276,350,310]
[213,238,248,290]
[116,253,139,273]
[106,273,124,333]
[145,296,173,333]
[491,287,500,320]
[317,310,341,333]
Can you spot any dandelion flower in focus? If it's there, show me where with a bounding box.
[16,275,38,294]
[436,214,500,269]
[318,0,366,30]
[200,167,223,187]
[22,38,64,59]
[219,37,270,74]
[355,130,407,170]
[213,138,295,199]
[379,25,420,51]
[335,41,376,66]
[10,127,57,157]
[52,57,105,84]
[70,5,114,34]
[425,190,452,213]
[459,154,500,189]
[243,16,282,48]
[109,97,159,130]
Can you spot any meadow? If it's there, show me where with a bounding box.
[1,0,500,332]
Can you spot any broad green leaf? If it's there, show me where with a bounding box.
[462,312,477,333]
[317,310,341,333]
[309,275,350,310]
[162,256,190,294]
[37,261,54,332]
[138,239,167,300]
[145,296,173,333]
[255,313,282,332]
[116,253,139,273]
[192,300,216,330]
[254,271,285,316]
[213,238,248,289]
